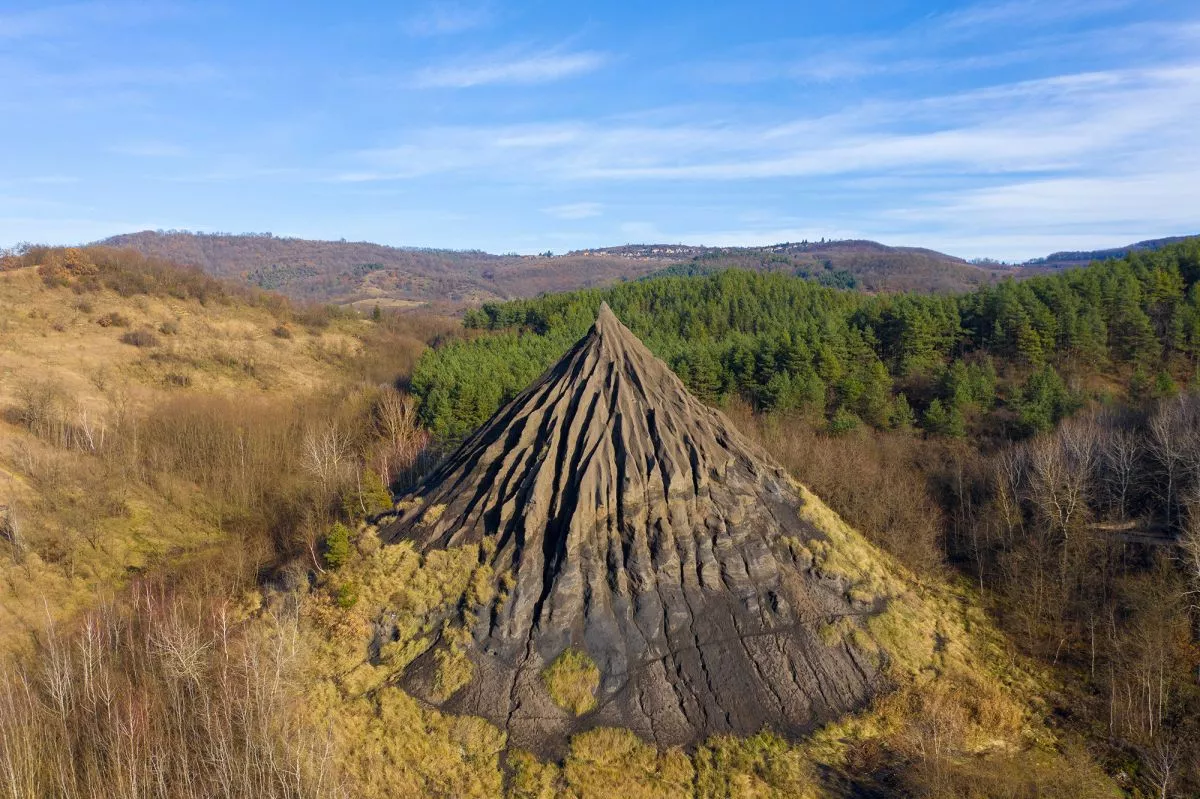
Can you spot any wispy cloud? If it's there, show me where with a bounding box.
[543,202,602,219]
[695,0,1175,86]
[404,2,491,36]
[934,0,1133,34]
[343,64,1200,183]
[893,169,1200,232]
[331,57,1200,259]
[413,49,607,88]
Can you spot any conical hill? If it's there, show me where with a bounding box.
[378,303,883,756]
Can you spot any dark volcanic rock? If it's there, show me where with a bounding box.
[379,303,880,756]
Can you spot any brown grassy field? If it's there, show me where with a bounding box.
[0,248,455,651]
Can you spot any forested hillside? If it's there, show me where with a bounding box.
[99,231,656,306]
[99,231,1001,308]
[592,238,1003,293]
[414,238,1200,441]
[409,238,1200,797]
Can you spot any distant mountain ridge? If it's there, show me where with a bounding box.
[1022,235,1198,269]
[98,230,1195,308]
[97,231,1003,306]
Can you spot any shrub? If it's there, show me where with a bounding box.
[340,468,392,520]
[335,581,360,609]
[97,311,130,328]
[922,398,965,437]
[120,329,161,348]
[828,407,861,435]
[324,522,352,568]
[37,261,70,287]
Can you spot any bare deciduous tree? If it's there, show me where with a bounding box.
[993,448,1027,546]
[1028,419,1100,583]
[301,422,350,492]
[1181,489,1200,612]
[0,502,24,564]
[0,588,342,798]
[1101,426,1142,519]
[1148,395,1200,525]
[373,387,428,488]
[1142,734,1181,799]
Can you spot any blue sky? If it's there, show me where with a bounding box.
[1,0,1198,260]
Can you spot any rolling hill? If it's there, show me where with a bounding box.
[99,231,1005,308]
[1020,234,1199,271]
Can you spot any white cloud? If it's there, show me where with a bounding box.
[934,0,1133,34]
[695,0,1190,87]
[543,202,603,219]
[905,172,1200,227]
[413,50,607,88]
[333,57,1200,259]
[344,63,1200,184]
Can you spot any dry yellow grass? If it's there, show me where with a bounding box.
[542,648,600,716]
[0,266,359,409]
[348,297,427,312]
[0,265,373,648]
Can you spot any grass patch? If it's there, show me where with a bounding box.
[433,645,473,700]
[541,647,600,716]
[421,502,447,526]
[562,728,693,798]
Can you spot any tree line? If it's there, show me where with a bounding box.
[412,238,1200,441]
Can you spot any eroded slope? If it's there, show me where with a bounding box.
[379,304,881,755]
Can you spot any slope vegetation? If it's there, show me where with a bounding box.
[0,245,445,648]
